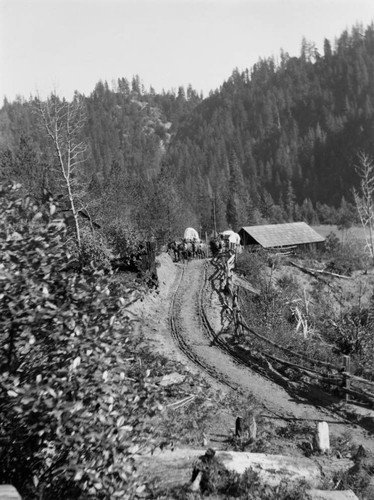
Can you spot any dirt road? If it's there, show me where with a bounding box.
[143,254,374,452]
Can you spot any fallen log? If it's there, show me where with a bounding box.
[136,448,353,492]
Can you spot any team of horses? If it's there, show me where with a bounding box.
[168,239,208,262]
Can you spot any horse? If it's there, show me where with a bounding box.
[180,241,194,262]
[195,242,208,259]
[167,240,182,262]
[209,239,222,257]
[167,240,192,262]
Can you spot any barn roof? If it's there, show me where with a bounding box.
[239,222,325,248]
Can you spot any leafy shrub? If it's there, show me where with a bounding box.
[235,249,267,286]
[78,226,113,271]
[266,252,283,269]
[105,219,144,267]
[323,234,369,275]
[325,306,374,377]
[105,220,159,289]
[0,184,165,499]
[324,232,341,254]
[223,470,308,499]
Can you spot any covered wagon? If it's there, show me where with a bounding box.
[183,227,200,242]
[221,230,241,245]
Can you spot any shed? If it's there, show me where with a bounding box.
[238,222,325,249]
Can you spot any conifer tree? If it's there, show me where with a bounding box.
[226,151,248,229]
[285,181,296,221]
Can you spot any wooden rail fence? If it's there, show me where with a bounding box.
[212,251,374,407]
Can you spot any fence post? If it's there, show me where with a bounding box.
[316,421,330,453]
[249,414,257,441]
[225,257,233,295]
[343,355,351,403]
[233,289,242,339]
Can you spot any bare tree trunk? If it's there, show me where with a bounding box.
[353,152,374,263]
[36,94,87,251]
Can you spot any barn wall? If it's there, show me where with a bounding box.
[238,230,259,246]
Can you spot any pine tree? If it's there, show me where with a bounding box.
[226,151,248,229]
[285,180,296,221]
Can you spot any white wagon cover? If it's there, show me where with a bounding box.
[183,227,200,241]
[221,230,241,245]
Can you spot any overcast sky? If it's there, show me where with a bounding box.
[0,0,373,101]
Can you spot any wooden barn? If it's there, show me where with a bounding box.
[238,222,325,250]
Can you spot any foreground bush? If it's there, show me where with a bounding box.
[0,184,164,499]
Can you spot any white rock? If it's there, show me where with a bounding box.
[159,372,186,386]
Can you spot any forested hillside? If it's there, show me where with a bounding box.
[1,23,374,240]
[168,22,374,230]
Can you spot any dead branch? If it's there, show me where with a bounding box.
[289,260,350,279]
[167,395,196,409]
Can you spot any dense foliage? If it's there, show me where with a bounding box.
[0,184,166,499]
[1,23,373,239]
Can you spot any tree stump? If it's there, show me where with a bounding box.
[235,416,243,437]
